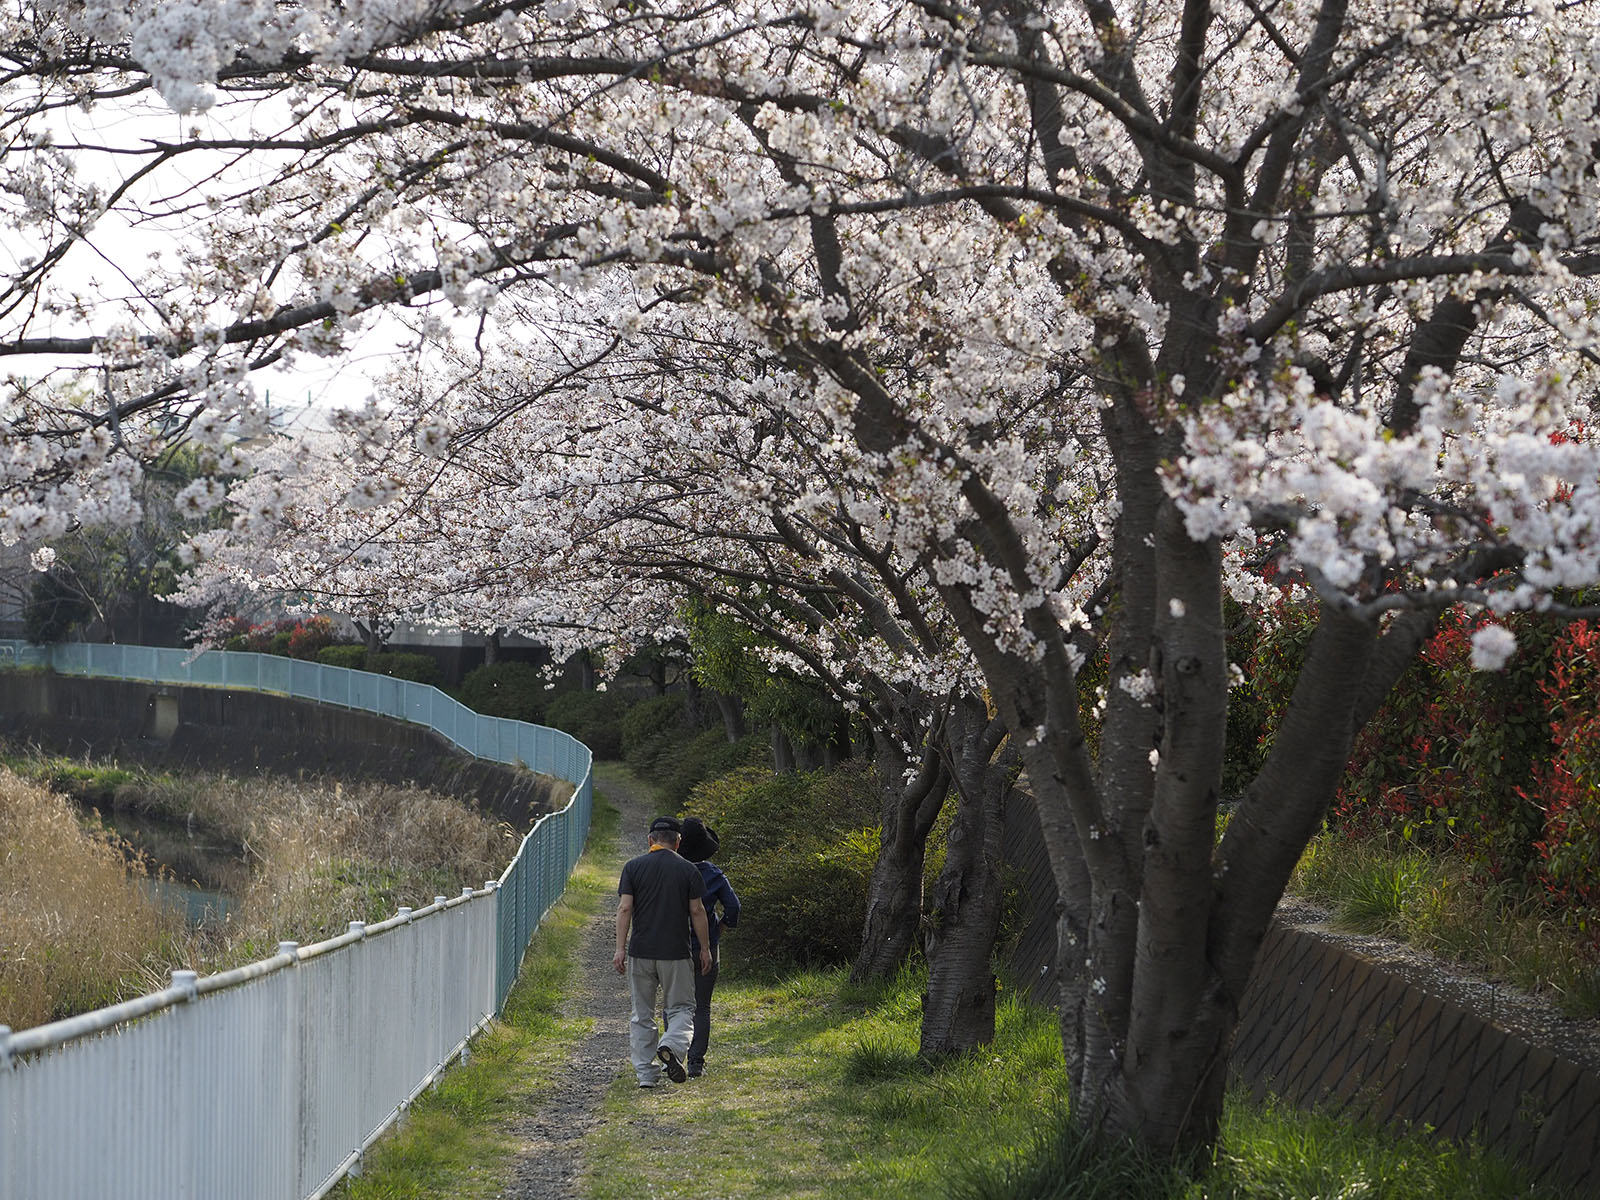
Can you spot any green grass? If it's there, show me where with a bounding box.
[1293,835,1600,1018]
[327,765,1563,1200]
[949,1096,1559,1199]
[581,965,1069,1200]
[327,797,621,1200]
[0,749,144,802]
[582,961,1558,1200]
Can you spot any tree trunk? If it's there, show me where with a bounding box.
[483,629,500,666]
[920,703,1011,1056]
[770,725,795,773]
[855,838,929,980]
[851,712,950,982]
[578,650,596,691]
[714,691,746,742]
[794,739,826,771]
[357,619,385,668]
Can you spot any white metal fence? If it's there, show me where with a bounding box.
[0,641,594,1200]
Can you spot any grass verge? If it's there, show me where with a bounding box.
[1293,835,1600,1018]
[583,961,1559,1200]
[950,1094,1558,1199]
[582,964,1067,1200]
[328,795,620,1199]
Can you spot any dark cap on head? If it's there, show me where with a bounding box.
[677,816,720,862]
[648,815,682,836]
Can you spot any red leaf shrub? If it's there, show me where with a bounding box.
[1525,621,1600,940]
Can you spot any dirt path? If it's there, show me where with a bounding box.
[496,768,654,1200]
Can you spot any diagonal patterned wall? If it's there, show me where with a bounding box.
[1002,789,1600,1198]
[1231,921,1600,1197]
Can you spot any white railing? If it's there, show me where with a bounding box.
[0,641,594,1200]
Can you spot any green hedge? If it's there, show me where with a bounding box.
[653,728,765,812]
[317,645,367,670]
[312,645,442,686]
[686,762,880,968]
[546,689,624,759]
[459,662,548,723]
[368,652,443,686]
[621,694,685,767]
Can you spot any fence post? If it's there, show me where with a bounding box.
[1,1024,12,1200]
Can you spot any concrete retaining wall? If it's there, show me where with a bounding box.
[1233,920,1600,1196]
[1001,789,1600,1198]
[0,672,567,829]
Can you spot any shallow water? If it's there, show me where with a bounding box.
[92,806,248,929]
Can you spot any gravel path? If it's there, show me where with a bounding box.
[496,771,653,1200]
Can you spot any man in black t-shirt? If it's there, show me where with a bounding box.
[615,815,712,1087]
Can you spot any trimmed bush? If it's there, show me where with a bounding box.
[459,662,548,723]
[621,694,687,767]
[317,645,367,670]
[313,647,443,686]
[686,761,880,967]
[367,652,443,686]
[546,689,623,759]
[652,728,765,812]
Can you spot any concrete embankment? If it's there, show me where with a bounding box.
[0,670,568,831]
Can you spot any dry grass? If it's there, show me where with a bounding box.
[222,776,518,956]
[0,759,521,1029]
[0,767,178,1029]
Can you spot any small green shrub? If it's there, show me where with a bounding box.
[620,694,687,768]
[367,652,443,686]
[652,728,765,811]
[546,689,623,759]
[458,662,548,723]
[687,761,880,967]
[317,645,368,670]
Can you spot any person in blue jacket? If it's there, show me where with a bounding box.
[675,816,741,1078]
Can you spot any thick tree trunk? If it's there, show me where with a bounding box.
[1106,506,1232,1154]
[483,629,500,666]
[1100,605,1381,1158]
[919,704,1011,1056]
[855,837,929,980]
[851,713,949,982]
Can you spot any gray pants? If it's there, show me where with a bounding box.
[628,957,695,1083]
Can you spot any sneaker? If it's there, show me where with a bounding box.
[638,1077,661,1089]
[687,1062,704,1078]
[657,1045,688,1083]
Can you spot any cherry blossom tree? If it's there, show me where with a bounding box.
[9,0,1600,1163]
[183,308,1023,1051]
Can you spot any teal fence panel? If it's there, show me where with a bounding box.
[0,639,593,1016]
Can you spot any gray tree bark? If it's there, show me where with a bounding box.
[850,709,949,982]
[919,700,1012,1056]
